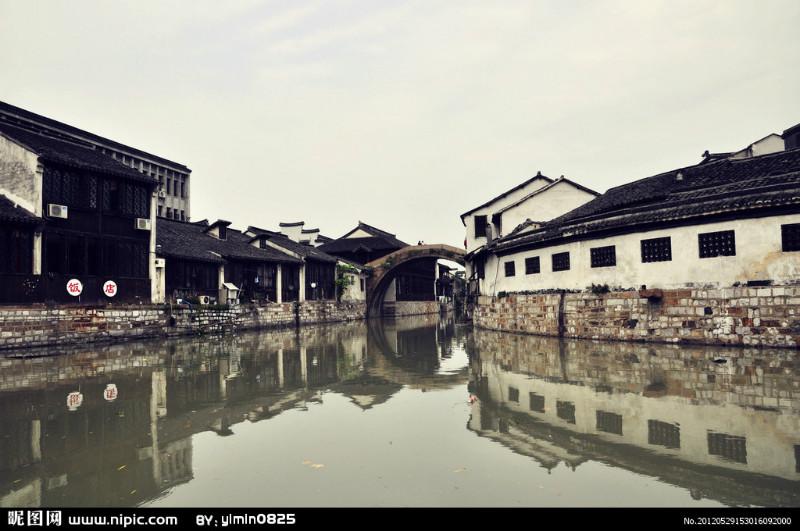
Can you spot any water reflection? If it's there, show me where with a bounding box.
[0,316,468,507]
[469,330,800,506]
[0,317,797,507]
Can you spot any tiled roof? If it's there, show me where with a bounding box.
[0,195,39,225]
[0,101,189,171]
[338,221,408,248]
[491,148,800,254]
[0,122,156,184]
[246,226,338,263]
[157,219,301,264]
[318,236,405,256]
[460,172,555,220]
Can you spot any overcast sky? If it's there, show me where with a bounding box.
[1,1,798,245]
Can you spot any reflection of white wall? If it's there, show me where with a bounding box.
[483,213,800,294]
[480,360,800,480]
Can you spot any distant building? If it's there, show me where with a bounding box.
[470,125,800,296]
[0,101,191,221]
[0,121,158,303]
[460,172,599,297]
[156,219,302,303]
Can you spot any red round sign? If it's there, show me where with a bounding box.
[66,279,83,296]
[103,280,118,297]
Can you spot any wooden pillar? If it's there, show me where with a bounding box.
[298,263,306,302]
[276,264,282,304]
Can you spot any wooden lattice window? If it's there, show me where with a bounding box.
[707,432,747,464]
[782,223,800,252]
[596,410,623,435]
[552,251,570,272]
[590,245,616,268]
[525,256,540,275]
[529,392,545,412]
[648,420,681,449]
[698,230,736,258]
[504,261,515,277]
[641,236,672,263]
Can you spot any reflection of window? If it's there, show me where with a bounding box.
[508,387,519,403]
[648,420,681,449]
[596,410,623,435]
[529,392,545,412]
[707,432,747,463]
[556,401,576,424]
[795,445,800,473]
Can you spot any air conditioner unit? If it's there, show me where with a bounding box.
[48,204,68,219]
[154,258,165,268]
[199,295,211,305]
[135,218,151,231]
[158,190,166,199]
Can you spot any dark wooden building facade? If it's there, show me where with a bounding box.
[0,122,156,304]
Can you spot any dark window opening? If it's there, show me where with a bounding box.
[508,387,519,403]
[782,223,800,252]
[552,251,570,272]
[529,392,545,412]
[591,245,616,268]
[359,278,364,292]
[476,258,485,279]
[491,213,502,237]
[699,230,736,258]
[525,256,540,275]
[218,225,227,240]
[504,261,515,277]
[641,236,672,263]
[556,401,576,424]
[707,432,747,464]
[0,228,33,274]
[474,215,487,239]
[596,410,623,435]
[648,420,681,449]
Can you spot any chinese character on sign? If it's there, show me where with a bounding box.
[66,279,83,297]
[103,383,118,402]
[46,511,61,527]
[102,280,117,298]
[8,510,24,526]
[27,511,42,526]
[66,391,83,411]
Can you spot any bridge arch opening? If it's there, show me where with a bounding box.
[364,244,465,318]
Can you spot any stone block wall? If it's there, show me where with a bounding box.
[390,301,444,317]
[0,301,366,351]
[474,286,800,348]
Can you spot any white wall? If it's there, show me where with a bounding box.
[499,180,598,237]
[0,134,42,216]
[463,176,551,253]
[345,227,373,238]
[482,213,800,294]
[339,270,366,302]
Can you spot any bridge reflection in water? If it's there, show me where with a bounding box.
[0,317,796,507]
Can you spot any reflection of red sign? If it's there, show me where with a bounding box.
[103,383,118,402]
[103,280,118,297]
[66,391,83,411]
[66,279,83,296]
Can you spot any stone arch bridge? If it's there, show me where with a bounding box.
[364,244,465,317]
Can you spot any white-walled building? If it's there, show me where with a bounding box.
[471,128,800,296]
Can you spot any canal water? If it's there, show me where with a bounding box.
[0,315,798,507]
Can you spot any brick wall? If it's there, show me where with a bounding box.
[474,285,800,348]
[0,301,366,351]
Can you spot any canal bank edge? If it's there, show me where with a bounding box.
[473,285,800,348]
[0,300,442,351]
